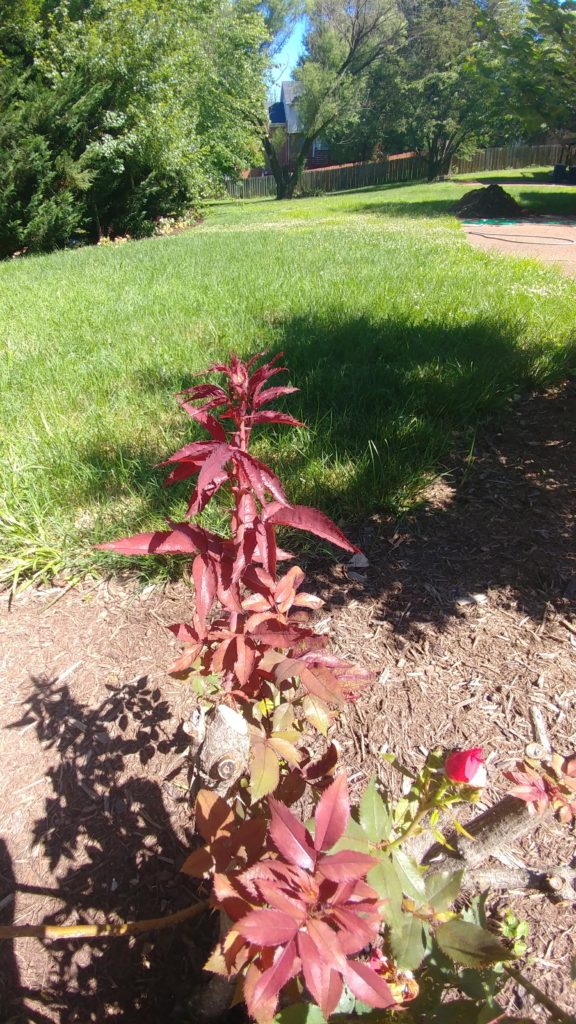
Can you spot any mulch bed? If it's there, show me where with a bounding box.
[1,382,575,1023]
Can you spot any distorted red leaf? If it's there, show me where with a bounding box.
[249,411,306,428]
[343,959,396,1009]
[237,909,299,946]
[298,930,343,1020]
[314,774,350,852]
[268,798,316,870]
[192,553,217,629]
[265,503,359,552]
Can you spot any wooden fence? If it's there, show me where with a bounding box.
[225,142,564,199]
[454,142,563,175]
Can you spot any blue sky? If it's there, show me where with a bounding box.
[269,18,306,98]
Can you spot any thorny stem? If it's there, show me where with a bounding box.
[386,799,435,851]
[0,899,209,942]
[504,965,576,1024]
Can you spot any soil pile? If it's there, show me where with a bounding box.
[452,182,524,218]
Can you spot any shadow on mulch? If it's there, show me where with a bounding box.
[3,677,218,1023]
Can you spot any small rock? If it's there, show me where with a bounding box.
[348,552,369,569]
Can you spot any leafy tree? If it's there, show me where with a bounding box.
[0,0,268,256]
[494,0,576,137]
[260,0,405,198]
[324,0,528,180]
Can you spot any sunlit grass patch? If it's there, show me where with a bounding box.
[1,180,575,586]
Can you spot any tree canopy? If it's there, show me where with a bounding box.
[0,0,268,255]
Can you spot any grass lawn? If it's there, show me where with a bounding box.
[2,179,576,587]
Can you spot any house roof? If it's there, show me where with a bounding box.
[268,101,285,125]
[281,81,303,134]
[268,82,303,133]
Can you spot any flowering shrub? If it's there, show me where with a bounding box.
[91,353,575,1023]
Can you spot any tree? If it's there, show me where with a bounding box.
[0,0,268,256]
[325,0,527,180]
[494,0,576,138]
[260,0,404,199]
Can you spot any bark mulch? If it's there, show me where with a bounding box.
[1,382,575,1023]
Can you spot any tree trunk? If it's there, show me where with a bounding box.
[260,131,291,199]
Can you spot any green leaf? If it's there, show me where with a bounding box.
[359,777,392,842]
[390,914,428,970]
[275,1004,327,1024]
[436,920,513,968]
[330,816,371,853]
[425,869,464,911]
[368,856,404,929]
[392,849,426,900]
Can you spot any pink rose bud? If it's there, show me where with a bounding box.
[445,748,487,788]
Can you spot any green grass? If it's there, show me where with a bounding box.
[452,165,555,183]
[1,179,576,586]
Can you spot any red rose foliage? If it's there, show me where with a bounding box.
[208,775,396,1023]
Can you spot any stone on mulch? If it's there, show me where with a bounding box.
[452,182,524,218]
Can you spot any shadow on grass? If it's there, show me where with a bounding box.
[274,311,571,513]
[273,313,576,627]
[358,379,576,638]
[513,189,576,218]
[5,676,213,1023]
[346,197,455,219]
[81,310,576,629]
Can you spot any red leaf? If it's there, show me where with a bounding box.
[193,554,217,629]
[234,636,256,688]
[247,940,300,1024]
[253,384,299,409]
[194,443,232,506]
[330,907,380,954]
[177,402,227,441]
[255,880,306,922]
[95,523,202,556]
[255,520,277,577]
[343,959,396,1009]
[298,931,343,1020]
[179,383,229,402]
[268,798,316,871]
[161,440,217,465]
[274,566,305,612]
[314,774,350,853]
[236,452,288,506]
[237,909,299,946]
[194,789,234,842]
[163,461,202,487]
[266,504,359,553]
[306,919,348,973]
[248,354,286,394]
[168,643,203,675]
[317,850,377,883]
[249,411,306,428]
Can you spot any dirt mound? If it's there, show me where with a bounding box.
[452,182,524,218]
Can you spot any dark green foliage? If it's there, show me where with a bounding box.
[0,0,268,256]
